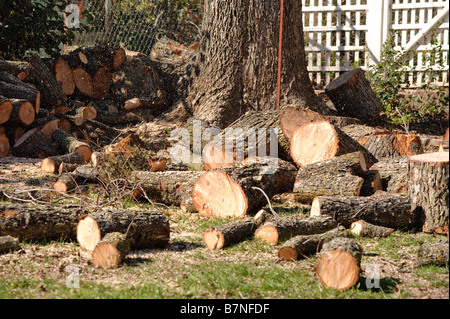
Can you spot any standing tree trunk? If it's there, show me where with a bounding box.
[186,0,329,129]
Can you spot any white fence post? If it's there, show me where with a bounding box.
[366,0,391,66]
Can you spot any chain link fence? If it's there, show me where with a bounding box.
[68,0,204,55]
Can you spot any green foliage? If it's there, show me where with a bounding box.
[366,31,448,130]
[0,0,77,60]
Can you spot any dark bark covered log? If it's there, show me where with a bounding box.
[359,169,383,196]
[0,235,21,254]
[76,209,170,252]
[349,220,394,238]
[53,173,79,193]
[26,54,67,108]
[290,120,378,168]
[187,0,329,129]
[413,238,449,268]
[0,203,87,241]
[203,210,270,250]
[278,226,348,261]
[12,128,60,158]
[0,134,9,157]
[408,152,449,234]
[311,191,416,229]
[0,60,33,81]
[316,237,363,290]
[0,96,13,124]
[325,68,383,123]
[92,232,130,269]
[370,156,408,194]
[51,128,92,162]
[292,152,367,203]
[78,44,126,71]
[254,215,338,246]
[0,71,40,112]
[41,152,85,174]
[193,160,297,218]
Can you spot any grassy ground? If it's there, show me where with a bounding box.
[0,203,448,300]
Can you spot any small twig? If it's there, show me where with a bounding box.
[395,107,410,135]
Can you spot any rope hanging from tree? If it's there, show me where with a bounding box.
[276,0,285,111]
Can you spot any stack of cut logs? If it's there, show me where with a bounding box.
[1,44,448,283]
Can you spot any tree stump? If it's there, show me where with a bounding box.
[316,237,363,290]
[325,68,382,122]
[76,209,170,252]
[278,226,348,261]
[92,232,130,269]
[311,191,415,229]
[408,152,449,234]
[290,120,378,168]
[254,215,338,246]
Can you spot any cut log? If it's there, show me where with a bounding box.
[51,128,92,162]
[370,156,408,194]
[92,67,113,100]
[325,68,383,122]
[316,237,363,290]
[26,54,67,108]
[72,67,94,98]
[408,152,449,234]
[41,152,85,174]
[350,220,394,238]
[12,128,59,158]
[311,191,416,229]
[203,210,270,250]
[76,209,170,252]
[0,96,13,124]
[277,226,348,261]
[413,238,449,268]
[9,99,35,126]
[78,44,126,71]
[0,134,9,158]
[0,203,87,241]
[41,119,61,138]
[290,120,378,168]
[0,71,40,112]
[193,160,297,218]
[292,152,367,203]
[254,215,338,246]
[53,173,78,193]
[357,133,423,159]
[279,106,326,140]
[0,235,21,254]
[92,232,130,269]
[0,60,33,81]
[54,58,75,96]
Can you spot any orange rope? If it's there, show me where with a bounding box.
[276,0,285,111]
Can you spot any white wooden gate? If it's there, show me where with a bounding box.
[302,0,449,88]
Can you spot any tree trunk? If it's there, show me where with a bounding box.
[316,237,363,290]
[311,191,416,229]
[290,121,378,168]
[325,68,382,123]
[254,215,338,246]
[408,152,449,235]
[203,210,270,250]
[192,160,297,218]
[92,232,130,269]
[76,209,170,252]
[186,0,329,129]
[0,203,87,241]
[277,226,348,261]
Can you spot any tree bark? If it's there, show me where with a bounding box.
[254,215,338,246]
[76,209,170,252]
[277,226,348,261]
[0,203,87,241]
[413,238,449,268]
[12,128,59,158]
[311,191,416,229]
[408,152,449,234]
[369,156,409,194]
[0,235,21,254]
[186,0,329,129]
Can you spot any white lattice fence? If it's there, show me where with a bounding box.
[302,0,449,88]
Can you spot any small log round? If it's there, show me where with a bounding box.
[350,220,394,238]
[92,232,130,269]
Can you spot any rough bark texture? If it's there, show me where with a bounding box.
[278,226,348,261]
[413,238,449,268]
[370,156,409,194]
[311,191,416,229]
[76,209,170,252]
[193,160,297,218]
[0,203,87,241]
[254,215,338,246]
[186,0,329,129]
[408,152,449,234]
[0,235,21,254]
[325,68,382,122]
[12,128,59,158]
[356,133,424,160]
[316,237,363,290]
